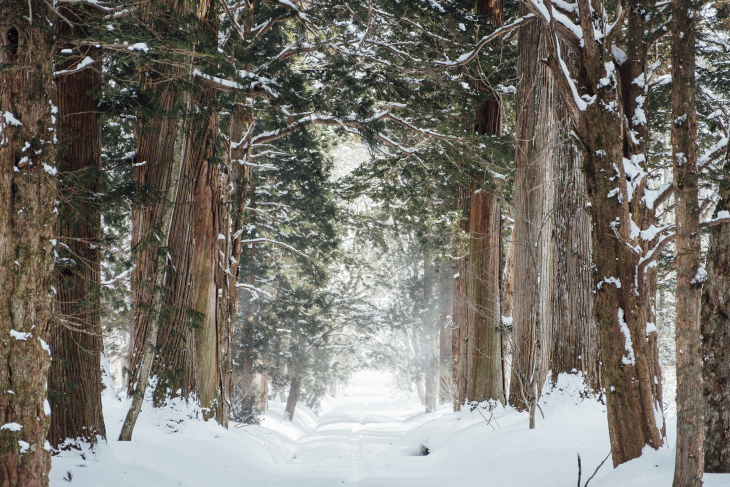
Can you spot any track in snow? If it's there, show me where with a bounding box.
[50,370,730,486]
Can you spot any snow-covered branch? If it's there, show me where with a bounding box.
[435,16,534,68]
[239,237,311,260]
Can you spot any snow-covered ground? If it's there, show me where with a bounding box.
[50,370,729,486]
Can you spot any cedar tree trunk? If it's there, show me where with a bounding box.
[0,3,57,484]
[48,10,106,448]
[671,1,703,484]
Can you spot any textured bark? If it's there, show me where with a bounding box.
[521,0,665,465]
[509,20,553,409]
[438,264,453,403]
[119,83,190,441]
[48,11,106,448]
[127,0,232,425]
[620,6,664,431]
[0,4,57,484]
[466,183,504,403]
[671,1,703,484]
[458,0,505,405]
[285,337,305,421]
[129,69,191,401]
[423,248,438,412]
[701,169,730,473]
[548,131,600,389]
[452,186,469,410]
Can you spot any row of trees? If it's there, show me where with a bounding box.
[1,1,729,486]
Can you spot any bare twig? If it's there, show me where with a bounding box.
[584,452,611,486]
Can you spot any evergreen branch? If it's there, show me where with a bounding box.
[239,238,312,260]
[220,0,247,42]
[235,282,273,299]
[435,16,534,67]
[371,7,451,43]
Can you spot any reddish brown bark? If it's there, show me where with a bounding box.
[423,247,439,412]
[455,0,505,406]
[671,1,703,484]
[438,264,453,403]
[466,181,504,403]
[548,133,600,389]
[508,19,553,409]
[0,4,57,484]
[702,168,730,473]
[48,11,106,447]
[452,186,469,410]
[126,0,233,425]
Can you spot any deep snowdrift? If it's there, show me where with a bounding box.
[50,370,729,486]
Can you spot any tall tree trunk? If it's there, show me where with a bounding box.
[127,0,231,425]
[701,152,730,473]
[461,0,505,405]
[439,264,453,403]
[285,336,305,421]
[48,9,106,447]
[423,247,439,412]
[128,47,192,402]
[520,0,665,465]
[509,19,553,409]
[465,182,504,403]
[187,88,222,419]
[548,127,600,389]
[452,186,469,410]
[0,3,57,484]
[119,85,191,441]
[671,1,703,484]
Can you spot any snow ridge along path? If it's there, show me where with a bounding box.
[51,370,729,486]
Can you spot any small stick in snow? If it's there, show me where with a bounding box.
[577,451,611,487]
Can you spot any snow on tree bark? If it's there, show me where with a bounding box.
[0,3,57,484]
[519,0,665,466]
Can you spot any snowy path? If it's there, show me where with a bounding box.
[51,371,730,486]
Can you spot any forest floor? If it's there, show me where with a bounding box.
[50,370,730,486]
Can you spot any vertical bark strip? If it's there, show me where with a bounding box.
[521,0,666,465]
[49,9,106,447]
[457,0,505,406]
[509,19,553,409]
[466,182,504,403]
[0,3,57,484]
[423,247,439,412]
[549,131,599,388]
[701,153,730,473]
[671,1,703,484]
[439,264,453,403]
[119,87,191,441]
[452,187,469,410]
